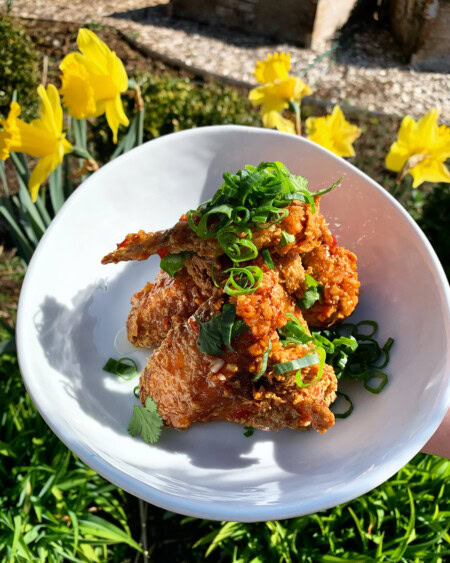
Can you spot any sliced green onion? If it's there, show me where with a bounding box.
[364,371,389,394]
[312,177,342,197]
[103,357,139,381]
[221,303,236,351]
[296,346,326,388]
[383,337,395,352]
[273,352,319,375]
[223,266,263,296]
[355,320,378,339]
[262,248,274,269]
[133,386,140,399]
[243,426,254,437]
[333,391,354,419]
[252,339,272,382]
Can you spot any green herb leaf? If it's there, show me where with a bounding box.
[252,339,272,382]
[243,426,254,437]
[261,248,274,269]
[160,251,194,277]
[128,397,163,444]
[221,304,236,351]
[195,314,224,356]
[196,305,249,356]
[103,357,139,381]
[297,273,323,309]
[278,231,295,248]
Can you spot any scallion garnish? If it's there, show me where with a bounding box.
[223,266,263,296]
[133,385,140,399]
[273,353,319,375]
[296,346,326,388]
[364,371,389,394]
[103,357,139,381]
[333,391,353,419]
[261,248,274,270]
[243,426,254,437]
[252,339,272,382]
[221,303,237,351]
[185,162,341,297]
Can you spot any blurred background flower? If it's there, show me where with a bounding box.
[305,105,361,157]
[249,52,311,134]
[385,109,450,188]
[59,28,129,143]
[0,84,72,201]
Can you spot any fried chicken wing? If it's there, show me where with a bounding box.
[127,268,212,348]
[140,277,337,433]
[101,201,325,265]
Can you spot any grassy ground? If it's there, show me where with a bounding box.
[1,16,449,561]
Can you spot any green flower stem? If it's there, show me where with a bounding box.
[71,146,96,161]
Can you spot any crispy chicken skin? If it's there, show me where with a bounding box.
[140,294,337,433]
[127,268,212,348]
[300,244,360,328]
[101,201,324,264]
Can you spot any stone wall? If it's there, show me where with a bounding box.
[170,0,358,48]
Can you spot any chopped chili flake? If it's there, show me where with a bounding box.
[179,213,188,222]
[157,248,169,259]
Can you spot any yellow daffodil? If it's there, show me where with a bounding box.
[305,105,361,157]
[0,85,72,202]
[249,52,312,134]
[385,109,450,187]
[60,28,129,143]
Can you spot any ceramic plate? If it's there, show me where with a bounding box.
[17,126,450,522]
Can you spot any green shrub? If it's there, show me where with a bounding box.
[90,74,260,162]
[417,183,450,278]
[0,15,39,120]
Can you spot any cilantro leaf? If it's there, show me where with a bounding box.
[128,397,163,444]
[297,273,323,309]
[195,314,224,355]
[160,251,194,277]
[195,305,249,356]
[278,231,295,248]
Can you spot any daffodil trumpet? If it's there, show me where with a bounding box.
[385,109,450,188]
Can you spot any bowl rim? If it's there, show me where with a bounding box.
[16,124,450,522]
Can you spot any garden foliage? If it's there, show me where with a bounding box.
[0,16,39,121]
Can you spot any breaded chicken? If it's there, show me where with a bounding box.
[101,201,324,264]
[127,268,212,348]
[300,242,360,327]
[140,298,337,432]
[140,276,337,433]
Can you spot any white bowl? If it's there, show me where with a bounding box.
[17,125,450,522]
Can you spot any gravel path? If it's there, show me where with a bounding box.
[5,0,450,122]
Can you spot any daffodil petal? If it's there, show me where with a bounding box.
[410,158,450,188]
[77,28,111,75]
[306,106,360,157]
[37,85,59,138]
[28,153,61,202]
[104,95,129,143]
[262,110,295,134]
